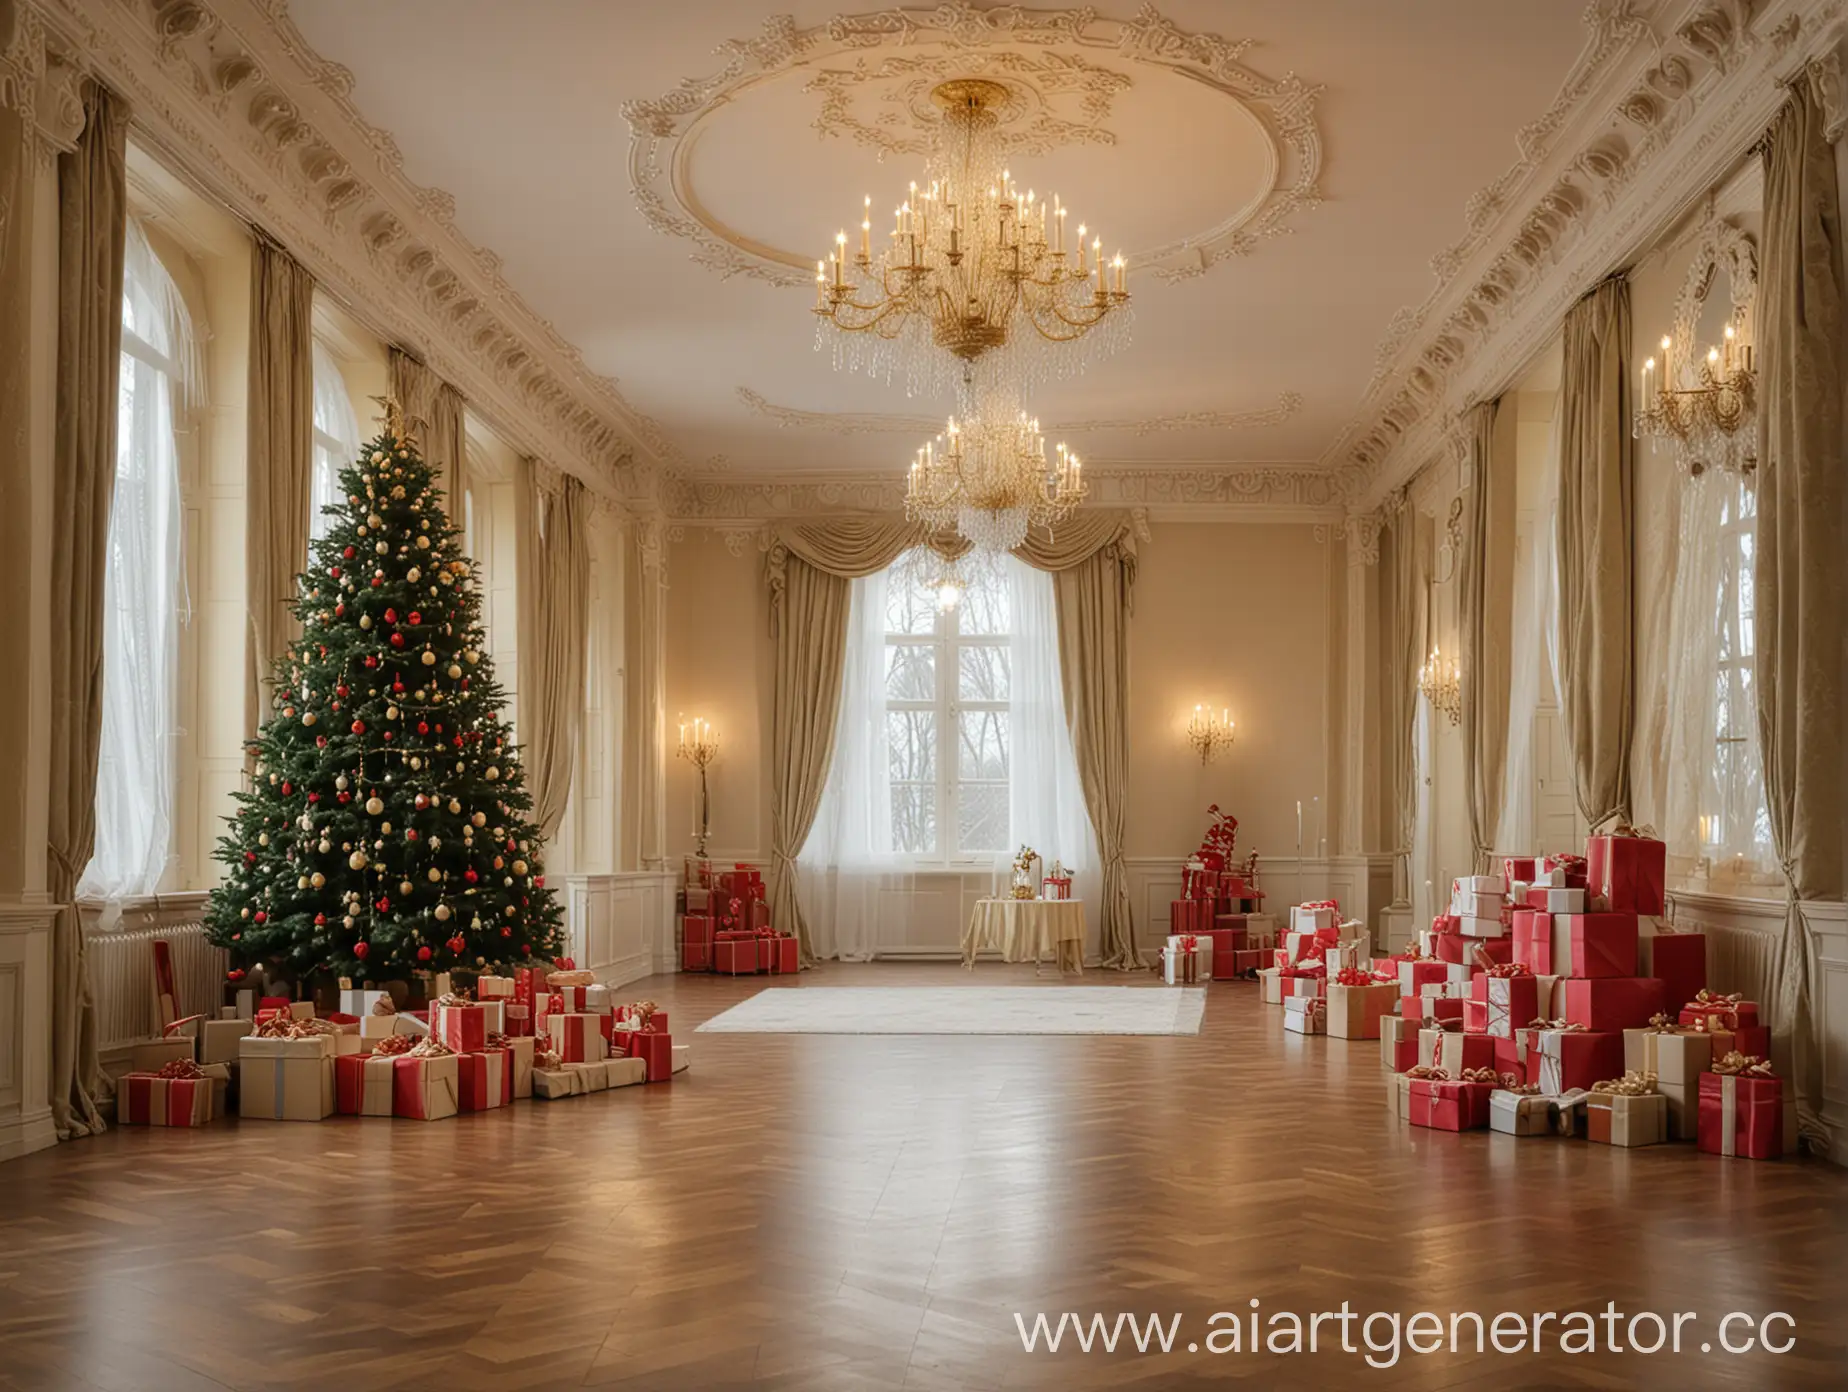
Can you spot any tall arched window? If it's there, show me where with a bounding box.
[309,339,361,551]
[81,220,195,900]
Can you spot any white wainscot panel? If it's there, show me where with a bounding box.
[0,904,56,1164]
[566,872,674,990]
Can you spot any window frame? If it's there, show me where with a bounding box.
[1704,480,1772,864]
[882,553,1011,866]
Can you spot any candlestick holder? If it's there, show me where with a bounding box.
[676,717,720,858]
[1186,705,1235,764]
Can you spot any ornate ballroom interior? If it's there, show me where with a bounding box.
[2,1,1847,1388]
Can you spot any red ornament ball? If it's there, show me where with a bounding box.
[337,791,352,804]
[351,720,366,735]
[385,609,398,624]
[329,566,342,579]
[244,851,256,865]
[390,633,405,649]
[417,722,430,736]
[354,941,369,959]
[316,735,328,748]
[370,576,383,588]
[307,792,321,803]
[376,896,391,912]
[501,927,513,937]
[408,612,421,625]
[335,604,346,617]
[522,943,532,955]
[336,685,349,698]
[253,910,267,924]
[447,935,466,954]
[313,913,326,926]
[281,782,292,796]
[464,868,479,884]
[416,945,433,962]
[364,655,379,669]
[227,968,246,982]
[343,546,355,559]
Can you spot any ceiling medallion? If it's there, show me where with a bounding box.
[622,4,1323,287]
[815,77,1131,400]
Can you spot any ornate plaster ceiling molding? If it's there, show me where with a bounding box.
[1330,0,1843,512]
[736,385,1305,434]
[31,0,678,494]
[624,3,1323,286]
[2,0,88,171]
[665,461,1341,522]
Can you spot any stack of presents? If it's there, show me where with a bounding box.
[679,858,799,974]
[115,957,687,1128]
[1159,805,1280,985]
[1374,830,1794,1159]
[1247,900,1389,1038]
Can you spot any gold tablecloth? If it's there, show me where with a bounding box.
[961,898,1085,973]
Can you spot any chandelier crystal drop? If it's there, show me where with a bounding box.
[904,387,1088,555]
[815,79,1132,399]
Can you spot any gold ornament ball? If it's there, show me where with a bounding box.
[421,651,437,666]
[302,712,317,727]
[448,799,462,814]
[426,867,442,882]
[435,904,451,921]
[512,859,528,876]
[471,812,487,827]
[349,850,369,870]
[366,797,384,816]
[448,664,462,679]
[399,880,413,896]
[310,872,326,889]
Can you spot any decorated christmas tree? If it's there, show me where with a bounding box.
[205,413,563,986]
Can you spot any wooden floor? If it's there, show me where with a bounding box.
[2,963,1846,1391]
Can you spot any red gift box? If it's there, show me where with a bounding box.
[1564,977,1667,1033]
[1522,1027,1624,1094]
[1230,949,1264,974]
[1511,910,1555,974]
[1543,853,1590,887]
[432,1003,487,1055]
[458,1051,505,1111]
[620,1029,674,1083]
[1587,832,1667,915]
[1492,1035,1524,1079]
[120,1071,215,1126]
[682,941,713,972]
[1698,1068,1782,1159]
[391,1053,458,1120]
[1402,995,1465,1025]
[1564,913,1639,978]
[334,1053,400,1116]
[682,914,716,945]
[1679,992,1759,1034]
[1470,973,1539,1038]
[1408,1079,1493,1131]
[747,899,772,932]
[1502,857,1538,891]
[764,935,799,974]
[503,1003,532,1038]
[547,1012,606,1064]
[1461,999,1489,1034]
[1641,933,1707,1019]
[714,938,758,975]
[1398,960,1447,994]
[1171,899,1215,934]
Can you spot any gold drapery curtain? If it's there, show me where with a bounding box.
[243,234,316,742]
[389,348,466,518]
[1557,276,1635,830]
[768,556,851,963]
[764,510,1145,966]
[48,82,128,1141]
[1459,399,1514,871]
[518,461,589,840]
[1757,82,1846,1149]
[1380,501,1425,904]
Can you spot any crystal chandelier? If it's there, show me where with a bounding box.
[815,79,1131,399]
[1635,321,1756,475]
[905,389,1087,554]
[1417,646,1461,726]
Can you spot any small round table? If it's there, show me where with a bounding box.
[961,897,1085,975]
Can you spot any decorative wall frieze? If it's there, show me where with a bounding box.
[624,3,1323,286]
[665,461,1344,522]
[1328,0,1847,512]
[736,385,1305,436]
[2,0,87,167]
[30,0,669,494]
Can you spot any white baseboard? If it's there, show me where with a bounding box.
[0,1109,57,1164]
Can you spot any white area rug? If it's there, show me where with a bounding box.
[695,986,1206,1036]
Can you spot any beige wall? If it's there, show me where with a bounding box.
[661,521,1340,871]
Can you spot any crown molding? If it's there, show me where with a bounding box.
[664,462,1343,524]
[29,0,679,498]
[1332,0,1848,513]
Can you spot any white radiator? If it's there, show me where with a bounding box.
[86,911,227,1052]
[1706,922,1782,1015]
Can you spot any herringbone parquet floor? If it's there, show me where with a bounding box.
[2,963,1845,1391]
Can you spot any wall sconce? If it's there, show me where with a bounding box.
[676,716,719,856]
[1418,646,1461,726]
[1186,704,1235,764]
[1636,323,1756,475]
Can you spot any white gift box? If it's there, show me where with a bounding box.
[1458,915,1505,939]
[1323,943,1366,974]
[1443,962,1476,987]
[1544,888,1587,914]
[1282,930,1322,964]
[338,989,391,1017]
[1163,936,1212,984]
[475,974,516,1000]
[1283,997,1327,1035]
[1454,875,1502,895]
[1291,906,1336,932]
[584,984,612,1014]
[1285,974,1324,999]
[671,1044,690,1075]
[1452,891,1503,919]
[1490,1090,1553,1136]
[1531,867,1569,888]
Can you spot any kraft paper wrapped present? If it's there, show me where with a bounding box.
[1586,832,1667,915]
[1523,1027,1623,1095]
[119,1066,219,1126]
[1562,913,1640,978]
[458,1051,506,1111]
[1322,942,1367,976]
[1452,891,1503,919]
[335,1052,407,1116]
[491,1035,535,1099]
[130,1036,195,1073]
[239,1036,335,1120]
[1564,977,1667,1033]
[1453,874,1502,896]
[672,1044,690,1075]
[1622,1026,1714,1087]
[1587,1087,1668,1147]
[605,1056,647,1088]
[584,984,612,1014]
[1327,982,1397,1040]
[532,1065,585,1100]
[1385,1071,1415,1118]
[1281,970,1324,999]
[1163,935,1209,984]
[338,988,392,1017]
[1258,967,1283,1004]
[393,1052,459,1120]
[1419,1028,1496,1077]
[475,974,516,1000]
[1283,997,1327,1035]
[1401,994,1464,1026]
[1490,1088,1553,1136]
[199,1018,253,1066]
[548,1012,607,1064]
[1381,1016,1422,1072]
[1408,1078,1493,1131]
[1698,1063,1783,1159]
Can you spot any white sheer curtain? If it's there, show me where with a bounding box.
[798,550,1095,960]
[79,220,193,901]
[1497,407,1562,854]
[309,340,360,549]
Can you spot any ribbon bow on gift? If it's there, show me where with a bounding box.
[371,1033,414,1057]
[370,996,397,1016]
[1610,822,1660,839]
[156,1058,205,1080]
[1591,1070,1659,1096]
[1458,1067,1501,1085]
[1497,1074,1540,1095]
[406,1036,453,1058]
[1710,1051,1776,1078]
[253,1014,328,1039]
[1334,967,1378,987]
[1485,962,1533,979]
[430,990,474,1008]
[1683,989,1745,1031]
[1526,1018,1588,1033]
[1405,1063,1450,1081]
[1643,1012,1683,1034]
[486,1032,517,1049]
[533,1047,562,1070]
[1178,935,1199,952]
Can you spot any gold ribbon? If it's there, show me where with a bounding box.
[1591,1070,1659,1096]
[406,1036,454,1058]
[1496,1074,1539,1095]
[1643,1012,1682,1034]
[1457,1067,1500,1085]
[1710,1051,1775,1078]
[1526,1018,1587,1032]
[370,996,398,1016]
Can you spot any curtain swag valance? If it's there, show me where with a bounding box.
[763,509,1149,633]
